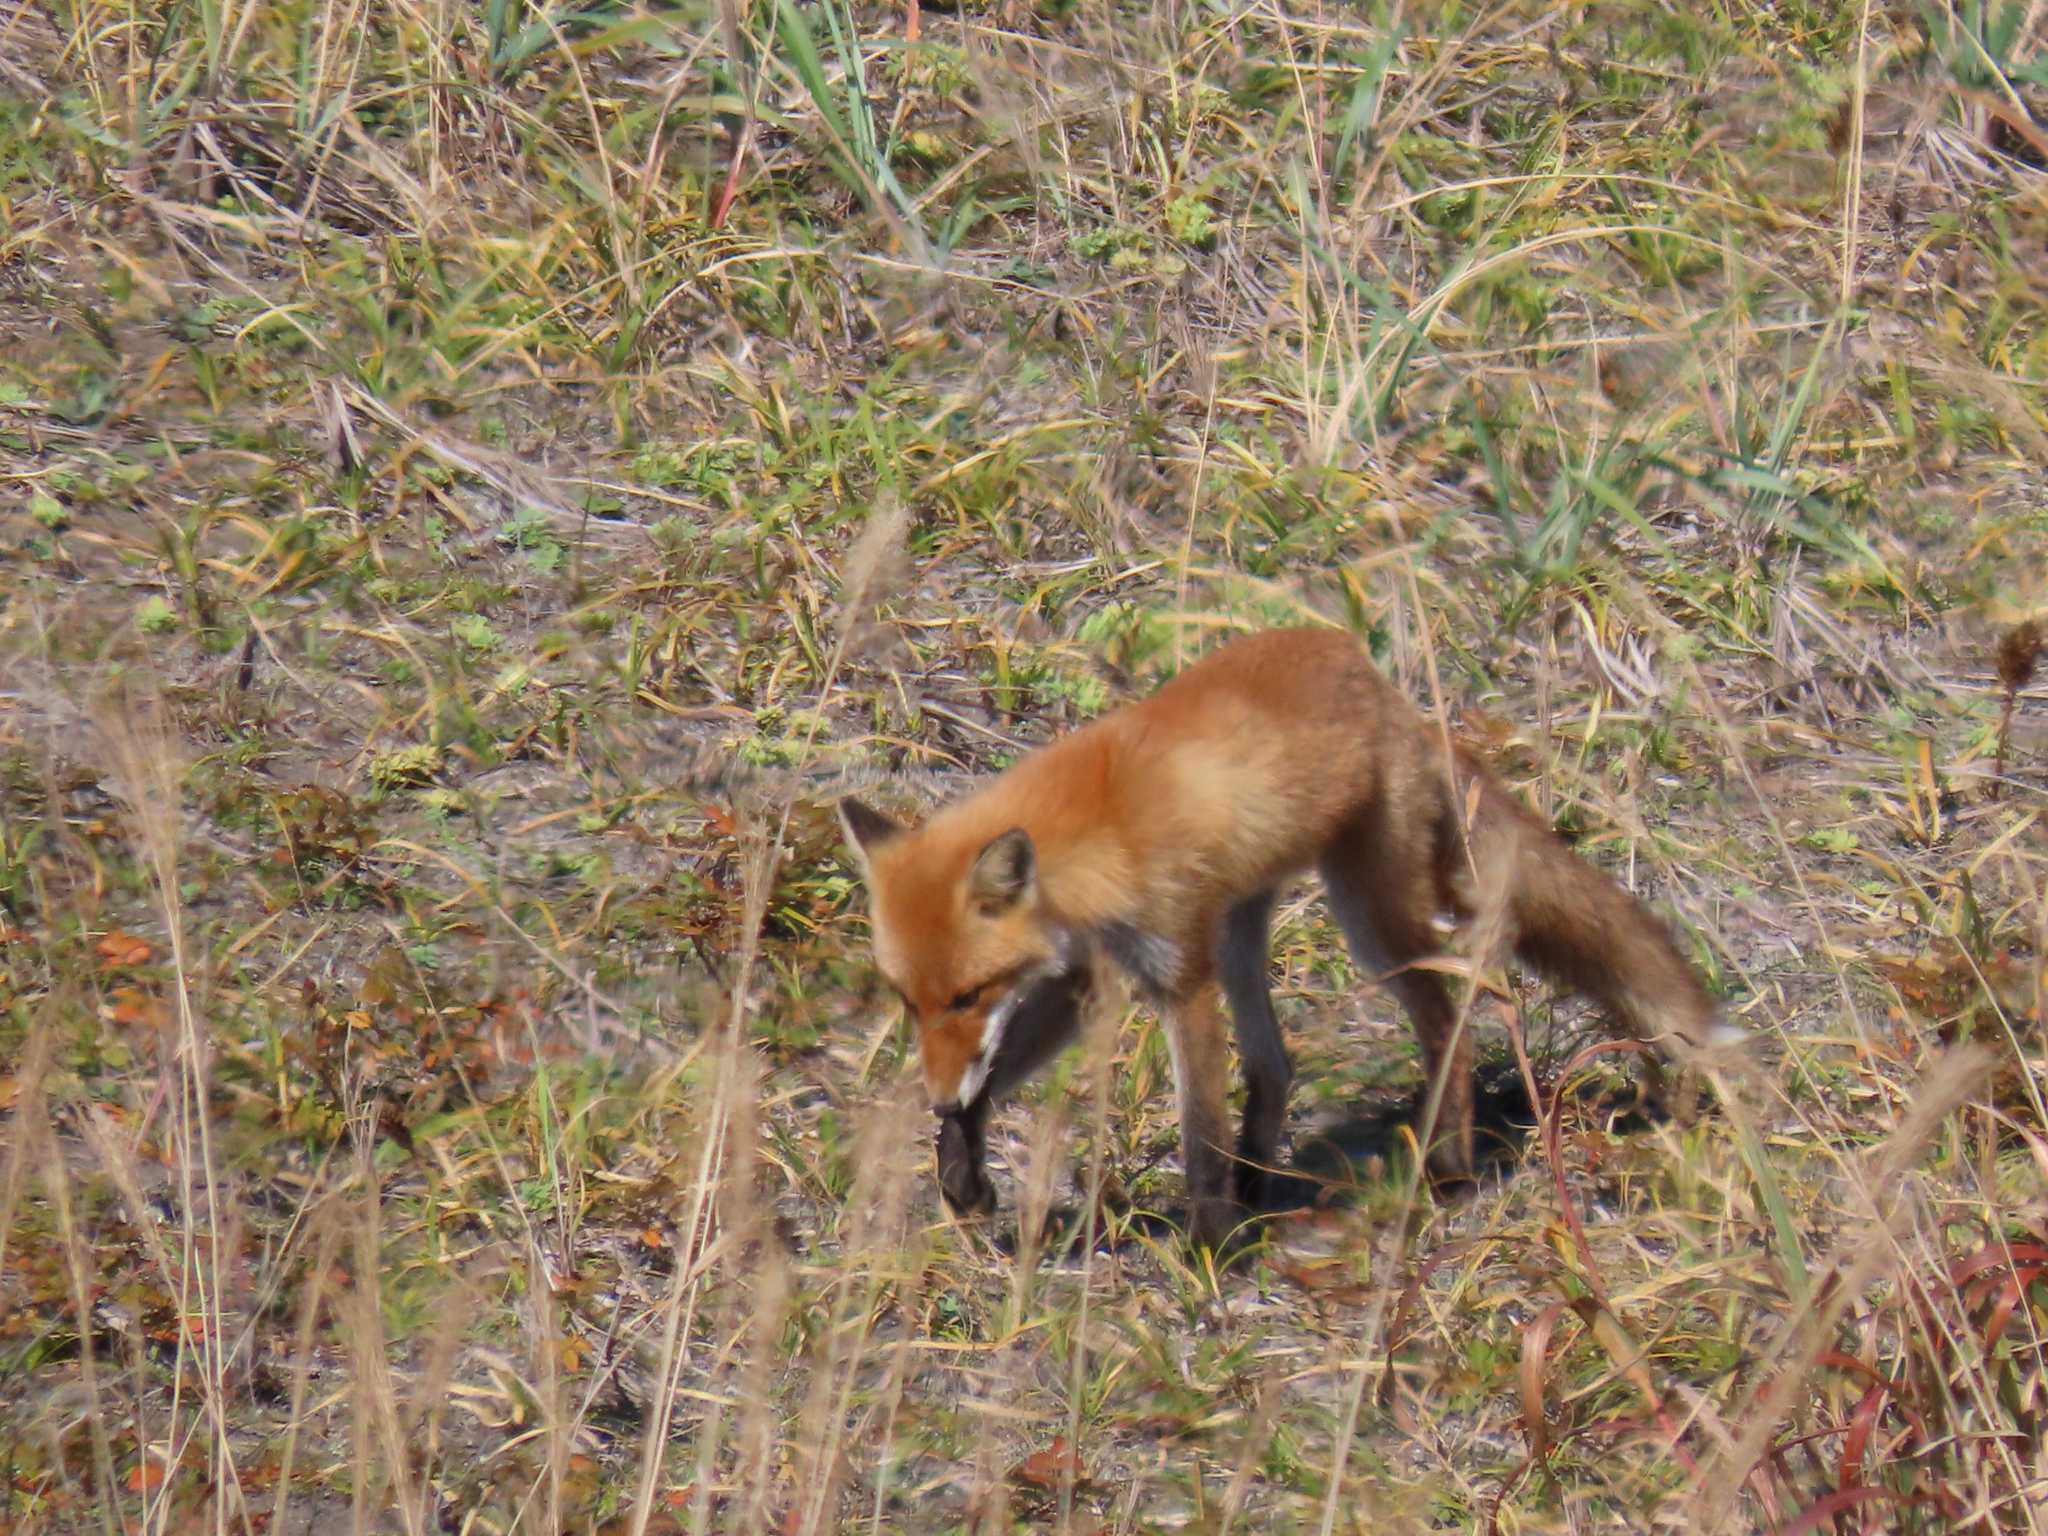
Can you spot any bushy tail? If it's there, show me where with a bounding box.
[1444,749,1742,1059]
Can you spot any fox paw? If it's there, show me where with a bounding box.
[1186,1196,1254,1256]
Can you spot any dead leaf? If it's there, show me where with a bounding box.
[127,1456,171,1492]
[1010,1436,1086,1490]
[106,986,169,1030]
[1275,1257,1374,1305]
[96,929,153,968]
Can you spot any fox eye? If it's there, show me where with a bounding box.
[947,982,989,1013]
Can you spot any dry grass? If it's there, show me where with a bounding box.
[2,0,2047,1530]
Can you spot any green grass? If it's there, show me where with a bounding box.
[3,0,2047,1530]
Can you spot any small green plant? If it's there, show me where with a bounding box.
[498,508,565,572]
[1078,602,1175,672]
[1165,194,1215,248]
[1072,222,1176,273]
[369,744,443,789]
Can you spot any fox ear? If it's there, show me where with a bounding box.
[838,798,905,866]
[968,828,1035,911]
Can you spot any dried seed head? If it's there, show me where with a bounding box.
[1995,619,2043,696]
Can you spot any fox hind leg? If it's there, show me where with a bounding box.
[1320,820,1477,1184]
[1218,890,1291,1208]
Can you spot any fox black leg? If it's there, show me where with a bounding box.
[1218,889,1290,1209]
[1163,974,1244,1252]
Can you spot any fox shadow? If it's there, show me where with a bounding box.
[1018,1061,1670,1260]
[1273,1062,1543,1210]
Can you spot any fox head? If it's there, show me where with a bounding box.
[839,798,1075,1114]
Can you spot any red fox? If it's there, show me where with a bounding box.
[839,627,1740,1248]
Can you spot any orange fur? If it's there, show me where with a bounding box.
[841,627,1738,1248]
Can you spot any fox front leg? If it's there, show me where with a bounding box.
[1163,976,1244,1251]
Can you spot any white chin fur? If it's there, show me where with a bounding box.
[954,982,1031,1106]
[955,1054,991,1107]
[952,941,1080,1107]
